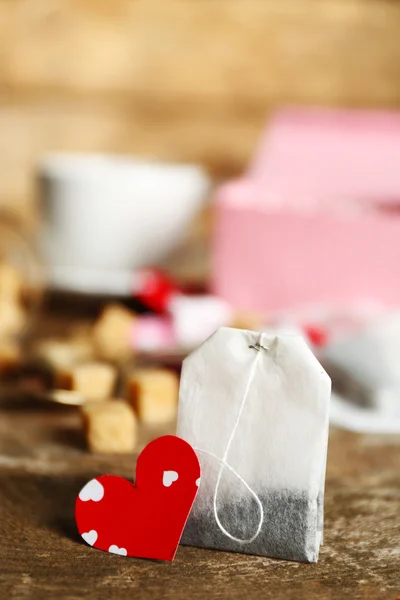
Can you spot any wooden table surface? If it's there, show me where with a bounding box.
[0,286,399,599]
[1,389,399,600]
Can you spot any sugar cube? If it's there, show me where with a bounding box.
[127,368,178,424]
[67,362,117,402]
[81,400,137,454]
[92,304,135,362]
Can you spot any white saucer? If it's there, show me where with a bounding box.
[330,393,400,434]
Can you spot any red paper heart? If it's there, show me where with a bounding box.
[75,435,200,561]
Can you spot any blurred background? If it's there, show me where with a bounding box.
[1,0,400,444]
[2,0,400,222]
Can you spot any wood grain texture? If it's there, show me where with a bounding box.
[0,393,399,599]
[1,0,400,217]
[2,0,400,103]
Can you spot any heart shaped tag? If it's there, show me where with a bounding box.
[75,435,200,561]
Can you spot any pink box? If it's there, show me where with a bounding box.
[212,108,400,313]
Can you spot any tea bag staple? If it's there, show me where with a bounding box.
[177,327,331,563]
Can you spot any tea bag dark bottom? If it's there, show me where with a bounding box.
[182,490,322,563]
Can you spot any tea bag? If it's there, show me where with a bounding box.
[177,327,331,563]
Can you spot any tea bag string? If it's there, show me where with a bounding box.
[195,337,265,544]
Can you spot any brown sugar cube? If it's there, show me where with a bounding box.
[34,338,80,388]
[81,400,137,454]
[0,263,23,301]
[0,300,26,338]
[68,330,95,363]
[69,337,94,364]
[127,368,178,424]
[35,338,78,368]
[0,340,22,374]
[67,362,117,402]
[92,304,135,362]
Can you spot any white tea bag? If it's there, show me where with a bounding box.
[177,327,331,563]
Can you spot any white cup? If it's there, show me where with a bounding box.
[38,154,210,294]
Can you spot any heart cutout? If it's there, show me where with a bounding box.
[162,470,179,487]
[81,530,98,546]
[79,479,104,502]
[75,435,200,561]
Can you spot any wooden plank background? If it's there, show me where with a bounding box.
[1,0,400,220]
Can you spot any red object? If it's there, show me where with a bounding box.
[135,269,179,313]
[75,435,200,561]
[303,324,329,348]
